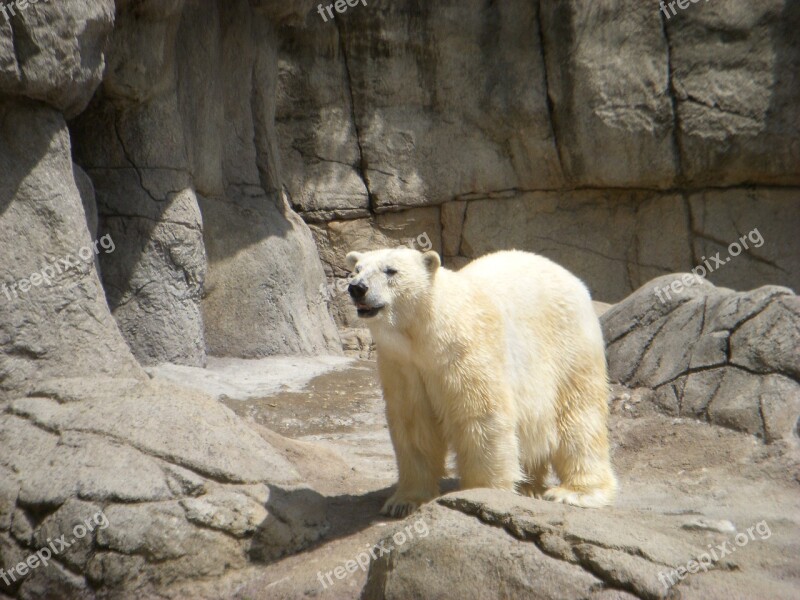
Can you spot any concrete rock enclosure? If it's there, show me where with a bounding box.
[2,0,341,372]
[0,0,338,597]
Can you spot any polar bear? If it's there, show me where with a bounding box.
[346,248,617,517]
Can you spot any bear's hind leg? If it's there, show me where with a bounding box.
[544,375,617,508]
[454,408,523,492]
[544,364,617,508]
[545,446,617,508]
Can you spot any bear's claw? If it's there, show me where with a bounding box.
[380,496,421,518]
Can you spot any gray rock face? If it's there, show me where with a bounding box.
[602,275,800,443]
[278,0,562,216]
[2,0,342,372]
[200,191,342,358]
[0,101,144,396]
[539,0,676,188]
[0,378,328,597]
[667,1,800,186]
[180,0,341,358]
[0,0,114,117]
[70,0,341,364]
[688,189,800,296]
[457,191,692,302]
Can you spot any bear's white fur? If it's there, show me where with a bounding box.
[345,248,617,517]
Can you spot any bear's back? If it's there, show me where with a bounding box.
[455,250,603,368]
[458,250,592,306]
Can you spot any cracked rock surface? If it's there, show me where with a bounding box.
[602,274,800,443]
[0,377,328,598]
[1,319,798,599]
[69,0,342,365]
[362,485,799,600]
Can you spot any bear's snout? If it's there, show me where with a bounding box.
[348,281,368,299]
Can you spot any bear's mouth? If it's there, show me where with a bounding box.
[356,303,385,318]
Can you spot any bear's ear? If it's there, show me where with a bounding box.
[345,251,362,270]
[422,251,441,273]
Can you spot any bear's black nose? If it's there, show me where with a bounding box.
[349,281,368,299]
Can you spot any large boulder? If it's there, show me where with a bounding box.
[0,377,328,597]
[602,275,800,443]
[0,0,114,117]
[362,489,799,600]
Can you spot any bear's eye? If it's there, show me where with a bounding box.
[354,266,362,274]
[384,267,398,276]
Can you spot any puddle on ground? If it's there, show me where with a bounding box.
[221,360,384,438]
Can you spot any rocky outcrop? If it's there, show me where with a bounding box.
[1,3,343,595]
[0,377,327,597]
[0,0,113,118]
[602,274,800,444]
[68,0,209,368]
[363,490,700,600]
[2,0,341,372]
[362,488,800,600]
[0,0,140,394]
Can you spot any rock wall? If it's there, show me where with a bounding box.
[70,0,341,365]
[0,1,143,394]
[1,3,340,593]
[275,0,800,346]
[1,0,342,376]
[3,0,795,365]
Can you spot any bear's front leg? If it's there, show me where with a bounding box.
[379,359,446,518]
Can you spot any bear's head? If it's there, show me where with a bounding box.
[345,248,441,324]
